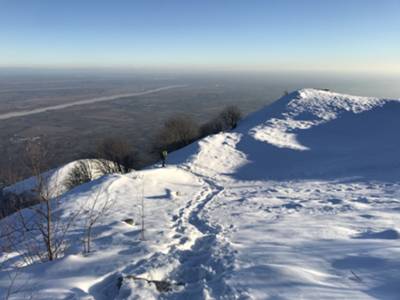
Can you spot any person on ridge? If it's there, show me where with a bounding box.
[161,150,168,167]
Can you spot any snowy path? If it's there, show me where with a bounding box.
[116,165,244,299]
[164,169,242,299]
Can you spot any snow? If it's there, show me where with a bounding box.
[5,159,117,198]
[1,88,400,299]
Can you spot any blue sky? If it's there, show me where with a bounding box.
[0,0,399,73]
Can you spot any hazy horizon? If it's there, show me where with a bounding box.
[1,67,399,98]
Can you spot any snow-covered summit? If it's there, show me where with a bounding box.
[172,88,400,181]
[1,89,400,299]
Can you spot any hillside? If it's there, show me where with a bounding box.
[1,89,400,299]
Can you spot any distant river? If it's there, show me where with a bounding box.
[0,85,186,121]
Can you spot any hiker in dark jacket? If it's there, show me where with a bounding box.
[161,150,168,167]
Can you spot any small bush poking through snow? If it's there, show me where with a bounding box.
[64,160,93,190]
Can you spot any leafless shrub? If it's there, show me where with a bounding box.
[0,140,81,264]
[155,115,200,152]
[95,138,136,174]
[94,159,119,175]
[4,272,19,300]
[219,105,242,130]
[64,160,93,190]
[0,258,19,300]
[200,105,242,137]
[200,118,224,137]
[25,141,62,261]
[82,182,115,254]
[0,253,34,300]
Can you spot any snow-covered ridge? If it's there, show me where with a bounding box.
[249,88,393,150]
[224,88,400,180]
[4,159,112,198]
[1,89,400,299]
[6,88,400,195]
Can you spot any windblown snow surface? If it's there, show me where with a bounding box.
[1,89,400,299]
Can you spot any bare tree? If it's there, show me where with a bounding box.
[1,257,20,300]
[82,182,115,254]
[95,138,136,174]
[155,114,200,152]
[0,255,35,300]
[219,105,242,130]
[4,273,19,300]
[200,118,224,137]
[1,209,44,265]
[200,105,242,137]
[24,141,57,261]
[0,140,80,264]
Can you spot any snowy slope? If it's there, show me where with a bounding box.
[5,159,117,198]
[173,88,400,181]
[4,160,83,198]
[1,89,400,299]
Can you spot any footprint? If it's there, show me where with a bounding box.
[353,197,369,204]
[326,198,343,205]
[354,229,399,240]
[282,202,302,210]
[359,214,375,219]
